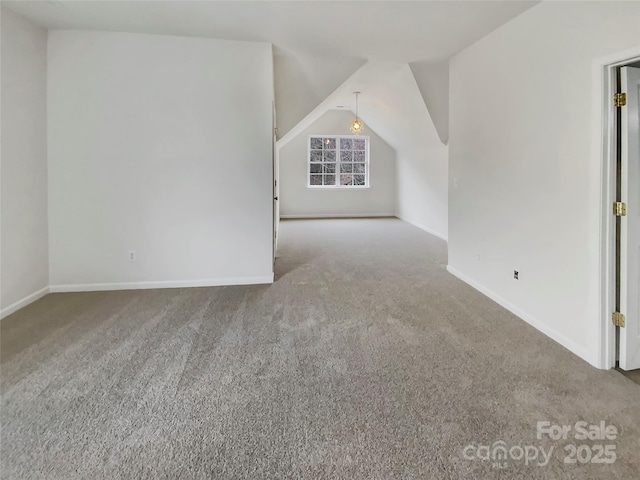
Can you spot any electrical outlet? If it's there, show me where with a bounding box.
[514,270,519,280]
[129,250,136,262]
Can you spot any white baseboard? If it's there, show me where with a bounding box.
[396,215,448,241]
[446,265,594,366]
[50,275,274,293]
[280,213,395,219]
[1,286,50,320]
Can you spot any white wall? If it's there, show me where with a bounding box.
[279,110,395,218]
[395,145,448,241]
[363,65,447,241]
[47,31,274,290]
[1,8,49,317]
[410,59,449,145]
[448,1,640,367]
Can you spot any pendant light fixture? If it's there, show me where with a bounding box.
[350,92,364,135]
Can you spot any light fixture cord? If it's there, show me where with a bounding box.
[355,93,359,119]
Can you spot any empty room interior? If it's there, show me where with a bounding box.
[2,1,640,478]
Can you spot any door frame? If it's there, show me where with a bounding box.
[272,100,279,271]
[597,47,640,369]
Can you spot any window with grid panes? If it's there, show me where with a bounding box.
[308,135,369,188]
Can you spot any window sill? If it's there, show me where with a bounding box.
[307,186,371,190]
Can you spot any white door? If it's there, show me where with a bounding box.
[620,66,640,370]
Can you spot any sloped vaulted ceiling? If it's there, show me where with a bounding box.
[5,0,539,147]
[273,47,365,138]
[277,62,442,153]
[409,60,450,145]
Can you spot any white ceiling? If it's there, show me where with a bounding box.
[278,61,442,152]
[4,0,540,150]
[273,48,365,137]
[4,0,538,63]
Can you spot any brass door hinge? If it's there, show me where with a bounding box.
[613,202,627,216]
[612,312,626,328]
[614,93,627,107]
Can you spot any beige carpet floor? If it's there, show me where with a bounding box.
[1,218,639,479]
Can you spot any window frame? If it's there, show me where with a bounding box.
[306,135,370,189]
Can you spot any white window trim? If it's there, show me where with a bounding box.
[307,135,370,189]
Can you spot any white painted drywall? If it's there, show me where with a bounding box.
[359,64,447,241]
[274,47,364,139]
[1,7,49,317]
[410,59,449,145]
[47,30,274,289]
[448,1,640,367]
[3,1,538,64]
[279,110,396,218]
[395,146,448,241]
